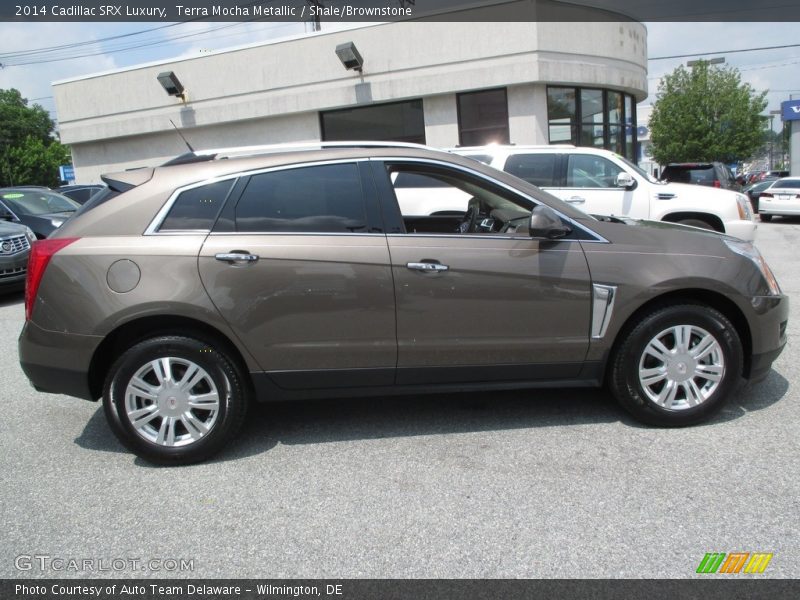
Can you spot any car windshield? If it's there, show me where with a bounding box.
[0,190,79,215]
[616,155,660,184]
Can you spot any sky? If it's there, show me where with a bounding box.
[0,20,798,132]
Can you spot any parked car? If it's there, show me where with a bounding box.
[758,177,800,221]
[19,142,787,464]
[452,146,756,240]
[661,162,741,191]
[0,221,35,294]
[0,187,80,239]
[759,170,789,181]
[58,184,106,205]
[742,178,778,212]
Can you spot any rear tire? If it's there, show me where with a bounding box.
[760,214,773,222]
[609,304,743,427]
[103,336,248,465]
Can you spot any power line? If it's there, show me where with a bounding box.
[0,22,184,59]
[0,0,275,65]
[650,43,800,61]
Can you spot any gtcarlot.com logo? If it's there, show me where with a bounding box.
[14,554,194,573]
[696,552,773,574]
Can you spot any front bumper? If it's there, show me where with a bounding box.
[18,320,103,401]
[745,294,789,381]
[724,219,757,241]
[0,253,28,291]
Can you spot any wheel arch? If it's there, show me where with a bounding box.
[661,212,725,232]
[88,315,252,400]
[606,289,753,382]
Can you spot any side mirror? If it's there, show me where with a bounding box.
[616,172,636,189]
[0,210,14,222]
[529,205,572,240]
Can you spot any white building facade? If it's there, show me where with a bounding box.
[53,10,648,182]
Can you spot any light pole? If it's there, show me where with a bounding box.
[769,109,782,170]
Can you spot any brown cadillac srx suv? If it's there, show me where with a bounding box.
[19,143,788,464]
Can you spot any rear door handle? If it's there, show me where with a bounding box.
[407,261,449,272]
[215,252,259,263]
[567,196,586,204]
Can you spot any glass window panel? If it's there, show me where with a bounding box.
[581,124,605,149]
[321,100,425,143]
[608,124,624,156]
[235,164,367,233]
[160,179,234,231]
[548,87,577,144]
[607,91,623,124]
[504,153,558,187]
[457,89,510,146]
[567,155,623,188]
[581,89,604,125]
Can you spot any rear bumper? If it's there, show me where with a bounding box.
[759,198,800,216]
[723,219,757,241]
[18,321,102,401]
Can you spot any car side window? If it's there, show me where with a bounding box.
[159,179,235,231]
[235,163,367,233]
[387,164,533,236]
[566,155,623,188]
[504,154,557,187]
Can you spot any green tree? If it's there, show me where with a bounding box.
[0,88,71,187]
[649,62,767,164]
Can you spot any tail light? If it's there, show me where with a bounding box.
[25,238,79,321]
[713,180,721,188]
[760,193,773,199]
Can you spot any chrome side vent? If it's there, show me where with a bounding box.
[591,284,617,339]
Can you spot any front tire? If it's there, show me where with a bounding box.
[103,336,248,464]
[760,213,773,222]
[609,304,743,426]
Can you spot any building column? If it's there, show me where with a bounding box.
[423,94,458,148]
[508,84,549,145]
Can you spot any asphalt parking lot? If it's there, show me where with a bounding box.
[1,220,798,580]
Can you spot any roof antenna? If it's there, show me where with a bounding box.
[169,119,195,153]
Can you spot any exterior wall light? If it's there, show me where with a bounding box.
[157,71,187,101]
[335,42,364,72]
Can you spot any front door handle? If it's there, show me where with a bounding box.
[215,252,259,263]
[566,196,586,204]
[407,261,449,272]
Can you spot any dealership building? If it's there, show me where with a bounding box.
[53,3,648,182]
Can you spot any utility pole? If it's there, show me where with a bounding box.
[306,0,323,32]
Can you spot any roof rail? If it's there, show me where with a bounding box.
[158,140,444,167]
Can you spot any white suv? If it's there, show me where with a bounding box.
[450,145,756,241]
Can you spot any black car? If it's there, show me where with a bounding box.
[58,184,106,205]
[661,162,741,191]
[0,220,35,293]
[743,178,778,212]
[0,187,80,239]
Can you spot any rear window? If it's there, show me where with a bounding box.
[71,187,119,218]
[774,179,800,189]
[663,165,715,184]
[504,154,557,187]
[160,179,235,231]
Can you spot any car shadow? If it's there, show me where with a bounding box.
[74,369,790,466]
[0,290,24,308]
[762,215,800,224]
